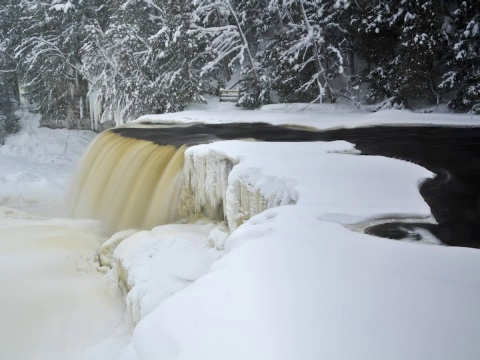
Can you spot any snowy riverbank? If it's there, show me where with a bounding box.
[0,111,95,216]
[136,98,480,129]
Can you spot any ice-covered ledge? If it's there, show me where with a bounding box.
[99,224,224,325]
[180,140,434,232]
[181,143,300,231]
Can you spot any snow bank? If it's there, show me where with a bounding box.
[134,206,480,360]
[0,155,75,215]
[100,223,224,325]
[136,100,480,130]
[1,111,95,165]
[0,111,95,216]
[181,140,433,231]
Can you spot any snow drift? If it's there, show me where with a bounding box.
[181,140,434,231]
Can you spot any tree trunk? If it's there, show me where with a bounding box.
[226,1,258,82]
[298,0,333,103]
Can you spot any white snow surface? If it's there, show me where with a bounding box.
[130,104,480,360]
[183,140,434,231]
[105,222,223,325]
[0,111,95,216]
[135,206,480,360]
[136,98,480,129]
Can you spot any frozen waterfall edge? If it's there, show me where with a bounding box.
[180,144,298,232]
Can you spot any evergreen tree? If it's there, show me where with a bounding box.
[1,0,477,125]
[441,0,480,113]
[148,0,207,112]
[13,0,100,127]
[354,1,403,105]
[234,0,271,109]
[82,1,161,124]
[393,0,448,106]
[262,0,351,104]
[82,0,206,125]
[0,83,20,141]
[0,0,21,140]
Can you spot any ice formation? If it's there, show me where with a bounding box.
[181,144,298,231]
[181,141,308,231]
[98,223,223,325]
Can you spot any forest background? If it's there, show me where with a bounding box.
[0,0,479,134]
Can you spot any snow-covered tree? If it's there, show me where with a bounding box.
[82,2,157,124]
[0,82,20,141]
[13,0,99,127]
[262,0,351,104]
[393,0,448,106]
[82,0,207,125]
[190,0,270,108]
[191,0,258,80]
[2,0,478,124]
[0,0,21,138]
[354,1,403,105]
[441,0,480,113]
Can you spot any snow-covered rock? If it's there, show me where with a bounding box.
[181,140,433,231]
[100,223,224,325]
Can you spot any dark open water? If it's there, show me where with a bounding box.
[112,123,480,249]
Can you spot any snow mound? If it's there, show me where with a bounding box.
[134,206,480,360]
[181,140,433,231]
[101,223,223,325]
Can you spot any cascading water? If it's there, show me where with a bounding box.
[69,130,187,232]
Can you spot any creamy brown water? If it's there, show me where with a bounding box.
[69,131,186,232]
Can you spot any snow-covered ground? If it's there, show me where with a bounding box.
[0,112,96,216]
[136,206,480,360]
[1,106,479,359]
[136,98,480,129]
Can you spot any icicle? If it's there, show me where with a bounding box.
[79,96,84,120]
[87,84,102,131]
[180,146,297,231]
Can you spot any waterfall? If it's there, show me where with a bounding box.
[69,123,321,234]
[69,130,186,232]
